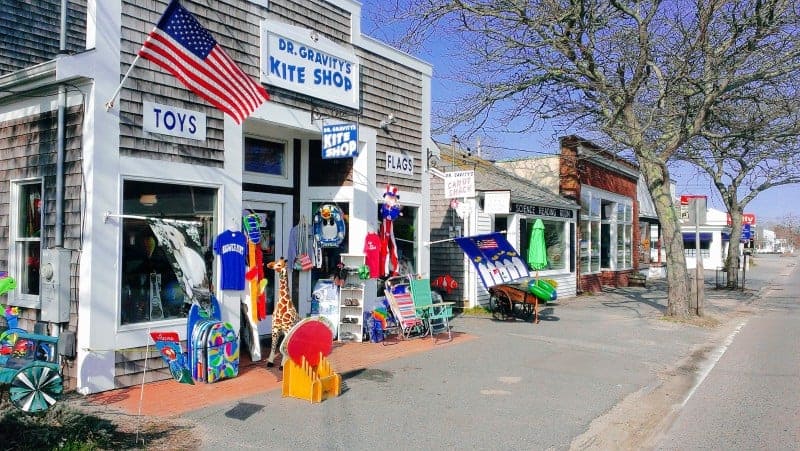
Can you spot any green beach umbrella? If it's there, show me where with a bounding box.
[527,218,548,272]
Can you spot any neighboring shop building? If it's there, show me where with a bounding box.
[1,0,432,393]
[637,176,665,278]
[428,145,579,308]
[679,205,733,270]
[497,135,640,293]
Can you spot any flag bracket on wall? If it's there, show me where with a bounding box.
[105,0,269,124]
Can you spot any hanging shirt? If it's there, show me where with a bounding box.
[363,231,382,278]
[213,230,247,290]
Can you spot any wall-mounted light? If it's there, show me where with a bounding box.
[139,194,158,206]
[380,114,396,132]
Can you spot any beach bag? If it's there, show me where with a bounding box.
[293,219,313,271]
[294,253,313,271]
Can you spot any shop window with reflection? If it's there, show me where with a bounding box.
[14,182,42,297]
[244,137,286,176]
[521,218,566,271]
[120,181,217,325]
[392,206,418,276]
[307,139,353,187]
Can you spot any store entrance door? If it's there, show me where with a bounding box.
[243,196,291,336]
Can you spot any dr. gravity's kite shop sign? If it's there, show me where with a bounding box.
[322,123,358,159]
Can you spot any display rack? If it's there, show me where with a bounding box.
[337,254,365,342]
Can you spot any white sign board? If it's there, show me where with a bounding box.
[444,170,475,198]
[142,101,206,141]
[260,20,360,110]
[483,191,510,214]
[322,123,358,159]
[385,151,414,176]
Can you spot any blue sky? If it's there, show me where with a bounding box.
[359,1,797,226]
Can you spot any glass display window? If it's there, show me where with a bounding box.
[120,180,217,325]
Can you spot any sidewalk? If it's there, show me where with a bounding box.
[85,330,476,417]
[82,254,794,420]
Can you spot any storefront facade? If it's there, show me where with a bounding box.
[498,136,641,293]
[429,147,578,308]
[1,0,432,393]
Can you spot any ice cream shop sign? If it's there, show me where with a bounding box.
[261,20,360,110]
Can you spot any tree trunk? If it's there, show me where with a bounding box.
[638,159,691,317]
[726,209,744,289]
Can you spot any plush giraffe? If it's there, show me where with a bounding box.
[266,257,299,368]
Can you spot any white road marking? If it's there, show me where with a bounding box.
[680,320,747,408]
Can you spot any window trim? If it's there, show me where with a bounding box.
[8,178,44,308]
[242,134,293,188]
[580,187,634,273]
[117,178,220,329]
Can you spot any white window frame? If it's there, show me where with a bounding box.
[242,134,293,188]
[580,187,633,273]
[8,178,43,308]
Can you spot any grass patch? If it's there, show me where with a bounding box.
[460,305,492,317]
[0,396,119,450]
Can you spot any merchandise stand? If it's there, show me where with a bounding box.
[281,352,341,403]
[337,254,366,342]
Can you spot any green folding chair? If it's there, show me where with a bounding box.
[409,278,454,343]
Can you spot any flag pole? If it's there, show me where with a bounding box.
[423,230,507,247]
[104,54,142,111]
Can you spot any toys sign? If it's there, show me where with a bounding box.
[143,101,206,140]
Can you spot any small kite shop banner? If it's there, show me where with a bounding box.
[454,232,530,290]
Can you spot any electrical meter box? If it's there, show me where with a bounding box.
[40,247,72,323]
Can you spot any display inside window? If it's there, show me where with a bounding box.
[521,218,566,271]
[244,137,286,176]
[579,221,590,273]
[120,181,217,325]
[310,202,350,290]
[16,183,41,296]
[392,206,418,276]
[307,139,353,187]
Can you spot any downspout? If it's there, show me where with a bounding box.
[55,0,68,247]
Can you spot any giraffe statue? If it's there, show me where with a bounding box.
[266,257,299,368]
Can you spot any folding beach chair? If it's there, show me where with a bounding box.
[409,277,454,343]
[384,277,426,340]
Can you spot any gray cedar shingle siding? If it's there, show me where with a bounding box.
[429,173,466,305]
[119,0,424,194]
[0,0,88,76]
[0,105,83,340]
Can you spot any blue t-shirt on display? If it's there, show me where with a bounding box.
[213,230,247,290]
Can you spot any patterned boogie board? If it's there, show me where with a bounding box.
[190,319,240,383]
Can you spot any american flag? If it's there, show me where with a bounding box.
[138,0,269,124]
[476,238,498,249]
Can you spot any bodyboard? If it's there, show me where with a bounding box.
[240,301,262,361]
[205,321,239,383]
[186,302,202,376]
[191,319,212,382]
[280,316,334,367]
[150,331,193,384]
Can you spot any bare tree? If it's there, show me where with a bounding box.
[367,0,800,317]
[682,92,800,288]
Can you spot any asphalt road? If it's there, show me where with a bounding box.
[184,255,795,450]
[655,258,800,450]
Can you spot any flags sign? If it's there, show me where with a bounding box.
[138,0,269,124]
